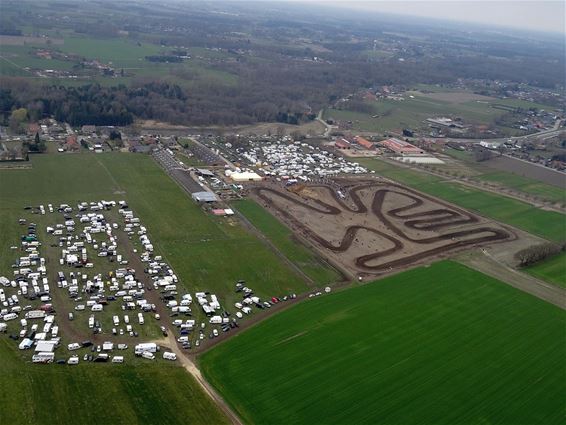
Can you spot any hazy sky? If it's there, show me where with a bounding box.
[296,1,565,34]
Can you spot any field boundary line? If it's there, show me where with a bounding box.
[458,252,566,310]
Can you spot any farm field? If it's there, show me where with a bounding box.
[355,158,566,242]
[525,252,566,288]
[323,91,556,134]
[201,261,566,425]
[443,148,565,201]
[233,199,342,285]
[0,339,229,425]
[0,34,238,87]
[479,171,565,203]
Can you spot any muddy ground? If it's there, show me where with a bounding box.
[250,178,515,279]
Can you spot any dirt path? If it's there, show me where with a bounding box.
[155,335,244,425]
[459,250,565,310]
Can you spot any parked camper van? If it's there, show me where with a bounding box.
[141,351,155,360]
[163,352,177,361]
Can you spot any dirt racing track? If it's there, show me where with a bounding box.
[251,180,513,275]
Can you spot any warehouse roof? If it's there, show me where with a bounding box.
[191,191,218,202]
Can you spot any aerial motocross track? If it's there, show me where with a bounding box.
[251,180,513,275]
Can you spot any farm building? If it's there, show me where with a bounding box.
[191,191,218,203]
[380,138,425,156]
[354,136,374,150]
[230,172,262,182]
[335,138,351,149]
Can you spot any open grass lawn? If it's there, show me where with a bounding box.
[525,252,566,288]
[233,199,342,285]
[0,339,230,425]
[356,158,566,242]
[201,261,566,425]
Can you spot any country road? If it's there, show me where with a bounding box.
[155,335,244,425]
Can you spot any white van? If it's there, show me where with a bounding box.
[141,351,155,360]
[163,352,177,361]
[112,356,124,363]
[68,356,79,365]
[91,304,103,312]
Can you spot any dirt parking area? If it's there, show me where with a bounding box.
[250,178,514,278]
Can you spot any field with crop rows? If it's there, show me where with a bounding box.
[201,261,566,425]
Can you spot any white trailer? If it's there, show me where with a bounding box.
[134,343,158,355]
[32,352,54,364]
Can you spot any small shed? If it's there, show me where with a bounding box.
[196,169,215,178]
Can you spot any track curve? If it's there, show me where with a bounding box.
[251,181,513,273]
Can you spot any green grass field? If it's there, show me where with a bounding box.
[233,199,342,285]
[525,252,566,288]
[0,339,229,425]
[201,261,566,425]
[356,158,566,242]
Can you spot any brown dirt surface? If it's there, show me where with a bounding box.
[250,178,514,278]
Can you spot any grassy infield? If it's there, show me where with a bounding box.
[1,153,564,424]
